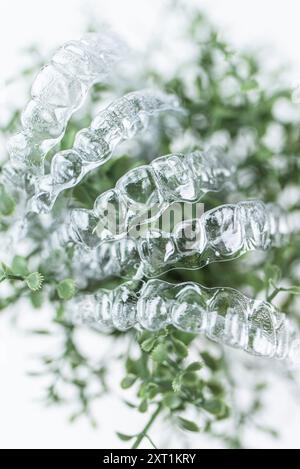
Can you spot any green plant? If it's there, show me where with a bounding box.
[1,1,300,449]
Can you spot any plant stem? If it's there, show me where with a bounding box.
[7,275,25,281]
[131,403,162,449]
[267,288,280,303]
[0,275,25,283]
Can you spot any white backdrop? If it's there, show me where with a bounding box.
[1,0,300,449]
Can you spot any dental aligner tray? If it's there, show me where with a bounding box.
[68,279,300,363]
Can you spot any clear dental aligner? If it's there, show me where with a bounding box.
[64,146,236,249]
[1,32,127,209]
[67,279,300,363]
[30,89,182,214]
[7,32,127,175]
[71,200,290,281]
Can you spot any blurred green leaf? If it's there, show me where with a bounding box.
[0,184,16,216]
[116,432,135,442]
[57,279,76,300]
[121,374,137,389]
[151,344,169,363]
[11,256,29,277]
[177,417,199,432]
[26,272,44,291]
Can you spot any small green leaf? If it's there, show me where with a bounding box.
[172,374,183,393]
[255,382,268,392]
[173,338,188,359]
[55,304,65,321]
[26,272,44,291]
[201,351,220,371]
[116,432,135,442]
[151,343,169,363]
[182,371,198,386]
[31,329,50,335]
[177,417,199,432]
[206,380,224,397]
[57,279,76,300]
[11,256,29,277]
[163,392,182,410]
[69,412,82,424]
[121,374,136,389]
[241,78,259,92]
[125,356,149,379]
[0,184,16,216]
[141,335,157,353]
[30,291,43,309]
[186,361,203,372]
[202,398,227,417]
[1,262,12,277]
[138,399,148,413]
[138,383,148,398]
[146,382,159,398]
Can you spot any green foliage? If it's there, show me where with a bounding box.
[0,184,15,216]
[11,256,30,277]
[1,0,300,449]
[116,432,135,442]
[121,374,137,389]
[177,417,200,433]
[0,258,44,294]
[118,327,232,447]
[26,272,44,292]
[57,279,76,300]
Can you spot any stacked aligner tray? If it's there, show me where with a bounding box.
[30,89,181,213]
[69,200,290,281]
[61,146,236,249]
[3,33,299,363]
[1,31,128,205]
[67,279,300,363]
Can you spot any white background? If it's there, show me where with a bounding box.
[0,0,300,449]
